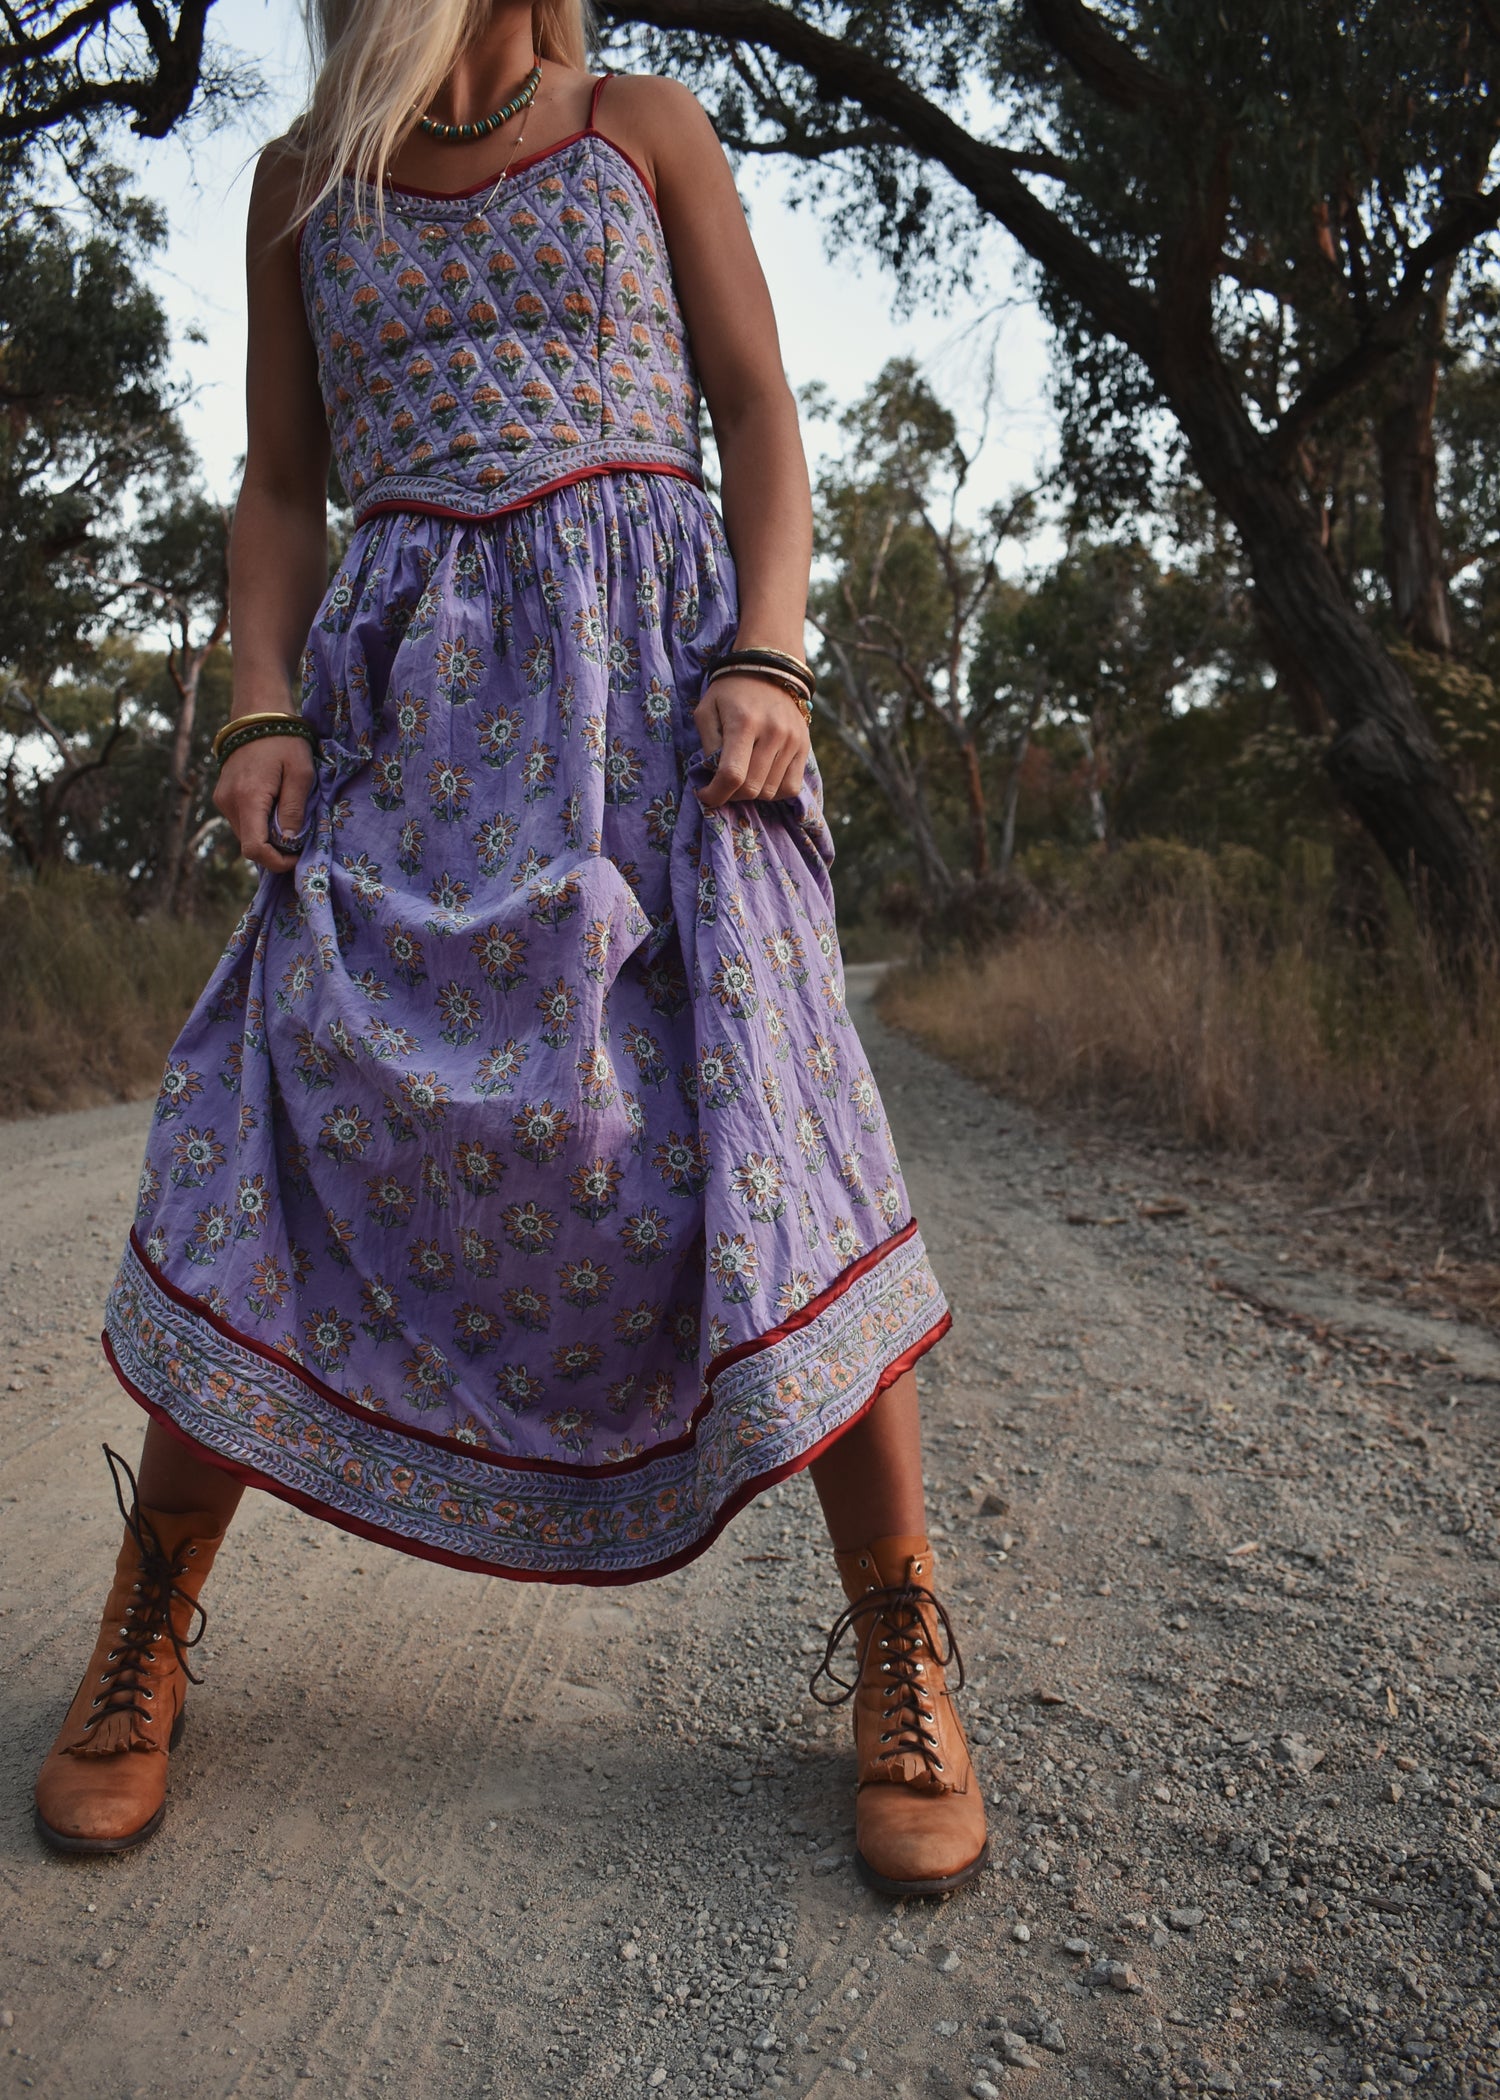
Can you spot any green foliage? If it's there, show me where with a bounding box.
[0,162,188,675]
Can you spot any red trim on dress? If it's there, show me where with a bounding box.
[380,85,660,211]
[117,1216,928,1479]
[353,459,698,530]
[104,1309,951,1589]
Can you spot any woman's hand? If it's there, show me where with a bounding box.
[693,673,810,809]
[212,731,317,874]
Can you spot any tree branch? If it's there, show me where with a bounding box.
[1023,0,1184,116]
[598,0,1162,364]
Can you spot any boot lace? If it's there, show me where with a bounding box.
[82,1446,209,1739]
[808,1578,966,1781]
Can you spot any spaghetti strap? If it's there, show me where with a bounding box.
[588,71,612,128]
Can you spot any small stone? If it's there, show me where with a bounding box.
[1040,2022,1066,2053]
[648,2072,668,2090]
[980,1492,1009,1516]
[935,1946,962,1973]
[0,2011,13,2029]
[969,2082,1001,2100]
[1384,1781,1404,1804]
[729,1779,753,1796]
[1062,1937,1091,1956]
[1167,1908,1204,1931]
[1011,1922,1031,1943]
[1095,1960,1142,1993]
[811,1855,846,1878]
[1001,2033,1041,2070]
[1473,1868,1495,1896]
[1272,1734,1324,1777]
[619,1941,640,1961]
[753,2031,776,2052]
[933,2019,960,2036]
[94,1950,118,1972]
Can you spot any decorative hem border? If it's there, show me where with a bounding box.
[102,1225,951,1587]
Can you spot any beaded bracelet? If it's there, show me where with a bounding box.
[214,715,320,768]
[704,661,814,727]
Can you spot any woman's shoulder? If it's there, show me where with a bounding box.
[595,72,725,192]
[248,132,311,232]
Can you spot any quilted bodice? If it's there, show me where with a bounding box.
[299,130,704,526]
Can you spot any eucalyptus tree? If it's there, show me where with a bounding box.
[597,0,1500,939]
[0,0,241,147]
[808,359,1035,903]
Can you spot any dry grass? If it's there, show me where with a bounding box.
[0,867,236,1119]
[878,890,1500,1236]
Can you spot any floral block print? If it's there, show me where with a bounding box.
[104,471,950,1582]
[302,135,703,525]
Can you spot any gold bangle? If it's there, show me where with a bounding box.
[211,710,301,761]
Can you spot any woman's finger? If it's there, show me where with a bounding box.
[697,718,759,808]
[693,689,724,756]
[214,743,311,873]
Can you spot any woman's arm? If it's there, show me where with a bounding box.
[601,77,813,810]
[214,143,331,874]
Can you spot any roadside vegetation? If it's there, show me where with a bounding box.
[0,867,236,1116]
[879,841,1500,1238]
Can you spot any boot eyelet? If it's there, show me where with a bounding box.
[143,1689,153,1700]
[913,1560,923,1573]
[879,1733,891,1743]
[933,1759,943,1771]
[99,1671,112,1683]
[91,1695,103,1707]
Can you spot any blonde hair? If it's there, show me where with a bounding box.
[296,0,595,219]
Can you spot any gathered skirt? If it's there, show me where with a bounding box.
[103,469,949,1583]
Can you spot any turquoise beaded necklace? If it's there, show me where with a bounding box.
[418,58,541,143]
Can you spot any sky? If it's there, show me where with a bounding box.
[124,0,1055,522]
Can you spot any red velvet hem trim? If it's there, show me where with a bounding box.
[352,460,698,530]
[117,1217,926,1480]
[104,1311,951,1589]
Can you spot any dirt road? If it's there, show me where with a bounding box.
[3,969,1499,2100]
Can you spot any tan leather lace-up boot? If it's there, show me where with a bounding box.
[35,1447,224,1854]
[812,1534,988,1897]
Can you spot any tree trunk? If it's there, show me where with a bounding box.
[1377,265,1455,656]
[959,737,991,880]
[1164,353,1493,945]
[998,675,1046,877]
[154,643,208,917]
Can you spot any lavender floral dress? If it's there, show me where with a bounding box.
[103,86,950,1583]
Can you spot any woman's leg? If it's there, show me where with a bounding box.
[136,1416,246,1527]
[35,1420,239,1852]
[806,1365,987,1896]
[808,1368,927,1548]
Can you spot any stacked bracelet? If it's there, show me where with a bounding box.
[703,646,817,726]
[213,712,320,768]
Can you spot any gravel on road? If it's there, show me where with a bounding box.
[2,966,1498,2100]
